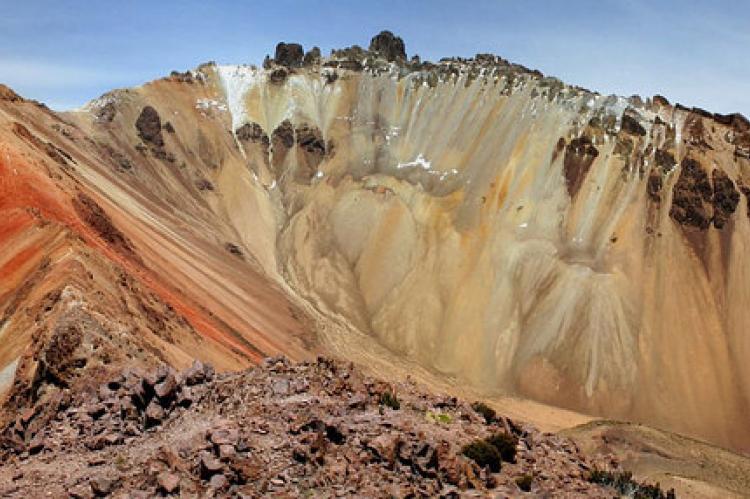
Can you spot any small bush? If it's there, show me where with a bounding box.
[515,474,533,492]
[471,401,496,424]
[379,391,400,410]
[587,469,675,499]
[462,440,501,473]
[426,411,452,424]
[486,432,518,463]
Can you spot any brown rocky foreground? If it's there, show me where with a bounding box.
[0,357,673,498]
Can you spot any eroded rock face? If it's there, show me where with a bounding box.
[670,158,713,230]
[95,102,116,123]
[369,30,406,61]
[294,124,327,181]
[270,120,295,171]
[563,137,599,197]
[296,124,326,156]
[669,159,739,230]
[711,169,740,229]
[274,42,304,68]
[272,121,294,149]
[654,149,676,172]
[620,114,646,136]
[135,106,164,147]
[236,122,269,152]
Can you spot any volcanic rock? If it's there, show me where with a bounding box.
[157,472,180,494]
[563,136,599,197]
[670,158,713,230]
[274,42,304,67]
[369,30,407,61]
[134,106,164,147]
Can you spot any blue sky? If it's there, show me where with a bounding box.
[1,1,748,115]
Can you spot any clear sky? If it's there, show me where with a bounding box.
[1,0,747,115]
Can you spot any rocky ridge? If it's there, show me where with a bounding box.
[0,357,673,498]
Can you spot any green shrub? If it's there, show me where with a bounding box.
[462,440,501,473]
[425,410,452,424]
[587,469,675,499]
[515,474,533,492]
[379,391,400,410]
[470,401,496,424]
[486,432,518,463]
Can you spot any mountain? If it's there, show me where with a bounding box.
[1,31,749,494]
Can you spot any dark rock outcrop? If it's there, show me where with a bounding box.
[620,114,646,136]
[269,67,289,85]
[271,120,295,150]
[95,102,117,123]
[654,149,676,173]
[713,112,750,133]
[296,124,326,156]
[563,137,599,197]
[235,123,269,150]
[294,124,327,182]
[647,172,663,202]
[274,42,304,68]
[711,169,740,229]
[303,46,321,66]
[652,95,670,107]
[270,120,295,171]
[683,114,711,149]
[669,158,713,230]
[669,159,739,230]
[135,106,164,148]
[369,31,407,62]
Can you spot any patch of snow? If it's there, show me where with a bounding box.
[195,98,227,112]
[80,94,116,113]
[217,64,261,131]
[385,126,401,144]
[397,153,432,170]
[189,70,207,83]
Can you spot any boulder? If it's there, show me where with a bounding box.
[154,373,178,400]
[157,472,180,494]
[209,426,239,446]
[144,401,165,426]
[90,475,115,496]
[200,451,224,478]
